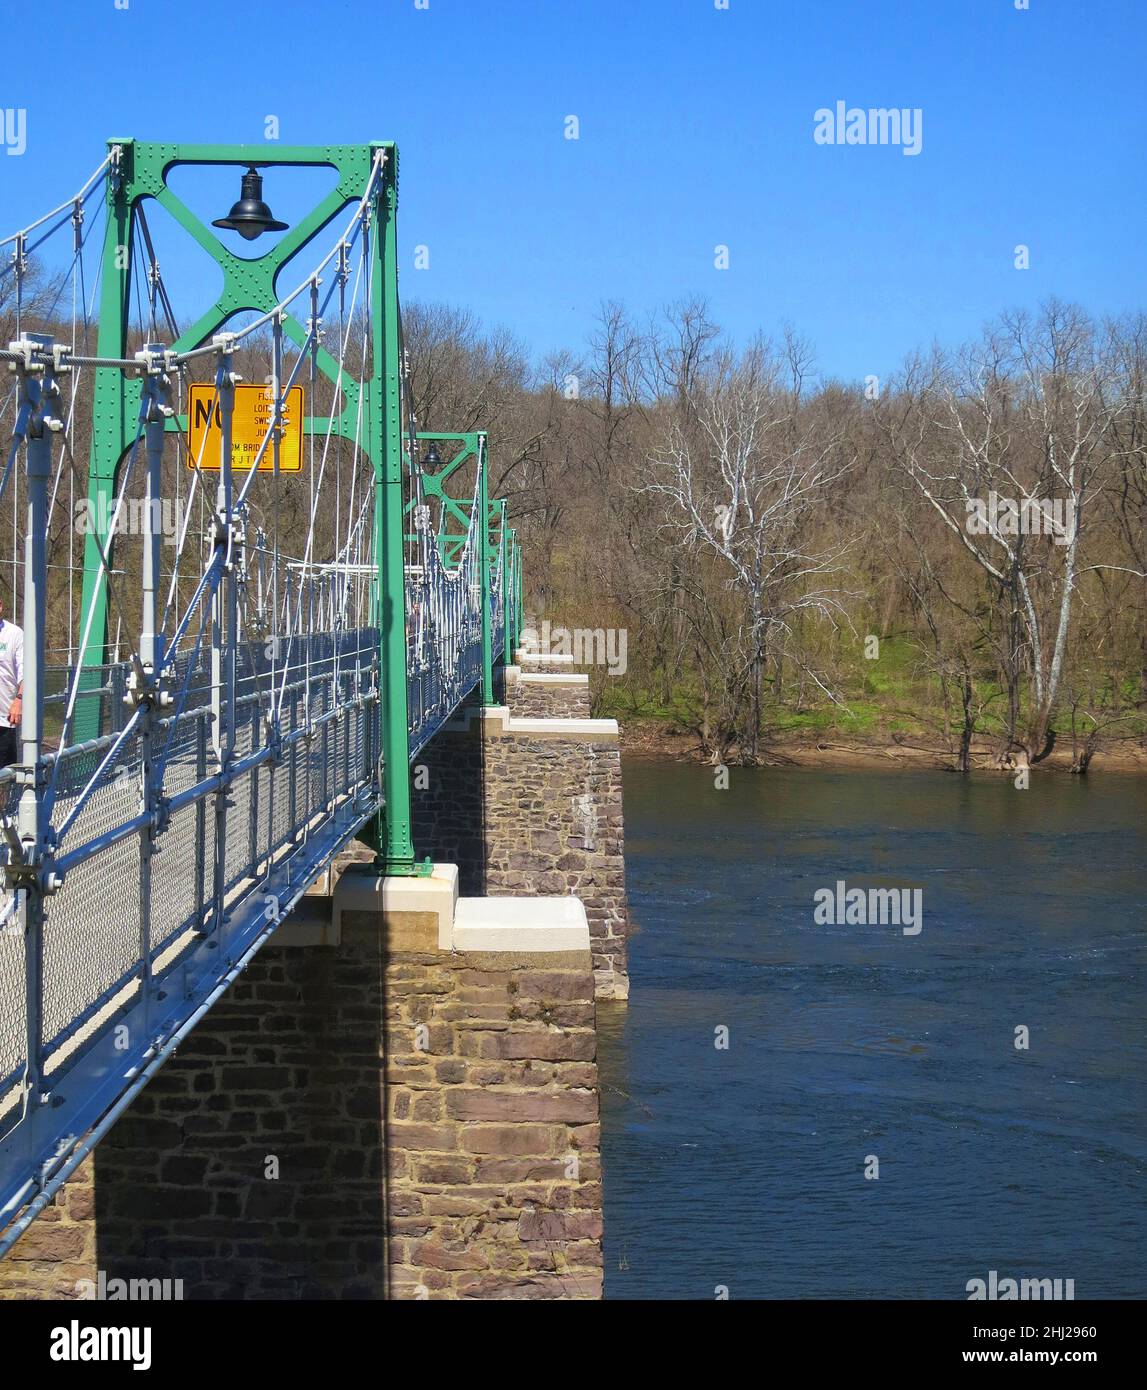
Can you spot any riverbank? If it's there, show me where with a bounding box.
[618,718,1147,773]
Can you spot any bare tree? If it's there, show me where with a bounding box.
[643,334,856,761]
[883,303,1116,765]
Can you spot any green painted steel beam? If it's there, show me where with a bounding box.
[368,149,422,875]
[477,433,496,706]
[410,431,503,704]
[503,517,516,669]
[406,433,481,562]
[76,141,136,736]
[77,138,393,745]
[74,137,511,872]
[77,138,419,873]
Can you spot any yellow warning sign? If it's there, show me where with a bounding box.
[186,384,304,472]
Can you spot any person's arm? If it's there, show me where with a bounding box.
[8,632,22,728]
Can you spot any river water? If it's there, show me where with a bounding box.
[599,761,1147,1299]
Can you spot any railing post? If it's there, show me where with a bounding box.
[209,340,238,928]
[138,349,168,686]
[194,712,207,929]
[478,432,495,706]
[134,345,172,1026]
[288,689,298,833]
[248,700,259,865]
[504,523,516,670]
[515,537,521,647]
[497,500,508,666]
[11,335,58,1141]
[343,682,351,796]
[515,539,524,648]
[108,662,126,736]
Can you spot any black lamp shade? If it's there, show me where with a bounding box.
[212,166,289,241]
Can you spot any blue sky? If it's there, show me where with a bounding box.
[1,0,1144,385]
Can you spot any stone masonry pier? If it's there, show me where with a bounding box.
[412,694,630,1001]
[0,666,628,1300]
[0,871,603,1300]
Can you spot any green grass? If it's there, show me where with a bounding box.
[590,639,1147,750]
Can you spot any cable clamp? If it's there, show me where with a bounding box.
[6,338,44,372]
[134,345,176,377]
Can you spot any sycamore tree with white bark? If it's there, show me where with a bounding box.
[642,331,856,763]
[881,302,1123,766]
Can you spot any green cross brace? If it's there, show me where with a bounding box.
[78,139,423,873]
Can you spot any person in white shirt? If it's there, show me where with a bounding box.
[0,596,24,768]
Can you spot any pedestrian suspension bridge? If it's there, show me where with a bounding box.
[0,141,523,1252]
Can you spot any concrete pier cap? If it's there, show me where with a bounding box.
[332,861,591,956]
[506,667,590,687]
[453,895,589,953]
[468,704,619,741]
[514,649,575,667]
[333,861,458,950]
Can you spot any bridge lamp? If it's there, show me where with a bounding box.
[212,165,289,241]
[423,442,442,469]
